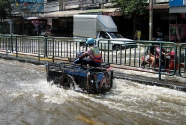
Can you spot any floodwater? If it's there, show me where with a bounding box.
[0,59,186,125]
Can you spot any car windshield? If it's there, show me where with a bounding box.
[108,32,124,38]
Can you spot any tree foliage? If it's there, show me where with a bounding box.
[111,0,149,39]
[0,0,13,18]
[111,0,149,16]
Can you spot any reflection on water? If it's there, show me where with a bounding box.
[0,59,186,125]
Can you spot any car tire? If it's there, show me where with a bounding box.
[113,45,120,51]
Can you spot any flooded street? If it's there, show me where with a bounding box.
[0,59,186,125]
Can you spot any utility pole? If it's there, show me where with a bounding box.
[101,0,104,9]
[0,17,2,33]
[149,0,153,40]
[81,0,84,10]
[59,0,65,11]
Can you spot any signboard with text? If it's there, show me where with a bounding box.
[170,0,186,7]
[15,0,44,13]
[17,0,44,3]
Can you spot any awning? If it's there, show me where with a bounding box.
[42,10,83,18]
[153,4,169,9]
[41,8,118,18]
[79,8,117,14]
[23,17,43,20]
[147,3,169,10]
[169,6,186,13]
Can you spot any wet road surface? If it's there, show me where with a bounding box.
[0,59,186,125]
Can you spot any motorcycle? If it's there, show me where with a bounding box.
[45,52,113,94]
[74,51,113,93]
[141,45,185,73]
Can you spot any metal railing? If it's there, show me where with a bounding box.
[0,34,185,79]
[178,43,186,78]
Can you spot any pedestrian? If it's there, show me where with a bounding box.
[137,29,142,40]
[78,38,102,67]
[156,27,163,41]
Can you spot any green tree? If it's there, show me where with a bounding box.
[0,0,13,18]
[0,0,13,33]
[111,0,148,39]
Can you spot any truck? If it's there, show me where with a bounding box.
[73,14,136,50]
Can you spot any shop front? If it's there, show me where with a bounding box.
[169,0,186,42]
[23,17,47,36]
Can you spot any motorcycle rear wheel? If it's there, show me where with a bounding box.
[59,74,75,90]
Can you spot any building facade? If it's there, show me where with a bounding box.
[169,0,186,42]
[4,0,186,41]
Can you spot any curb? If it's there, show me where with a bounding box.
[0,53,46,65]
[114,72,186,92]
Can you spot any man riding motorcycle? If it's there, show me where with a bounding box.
[78,38,103,67]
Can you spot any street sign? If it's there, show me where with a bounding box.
[8,20,13,25]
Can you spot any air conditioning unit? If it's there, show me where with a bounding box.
[155,0,169,3]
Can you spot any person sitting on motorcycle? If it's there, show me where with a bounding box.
[147,43,156,67]
[142,38,156,67]
[78,38,103,67]
[144,38,169,68]
[151,43,169,68]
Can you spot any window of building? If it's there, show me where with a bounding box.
[47,0,58,2]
